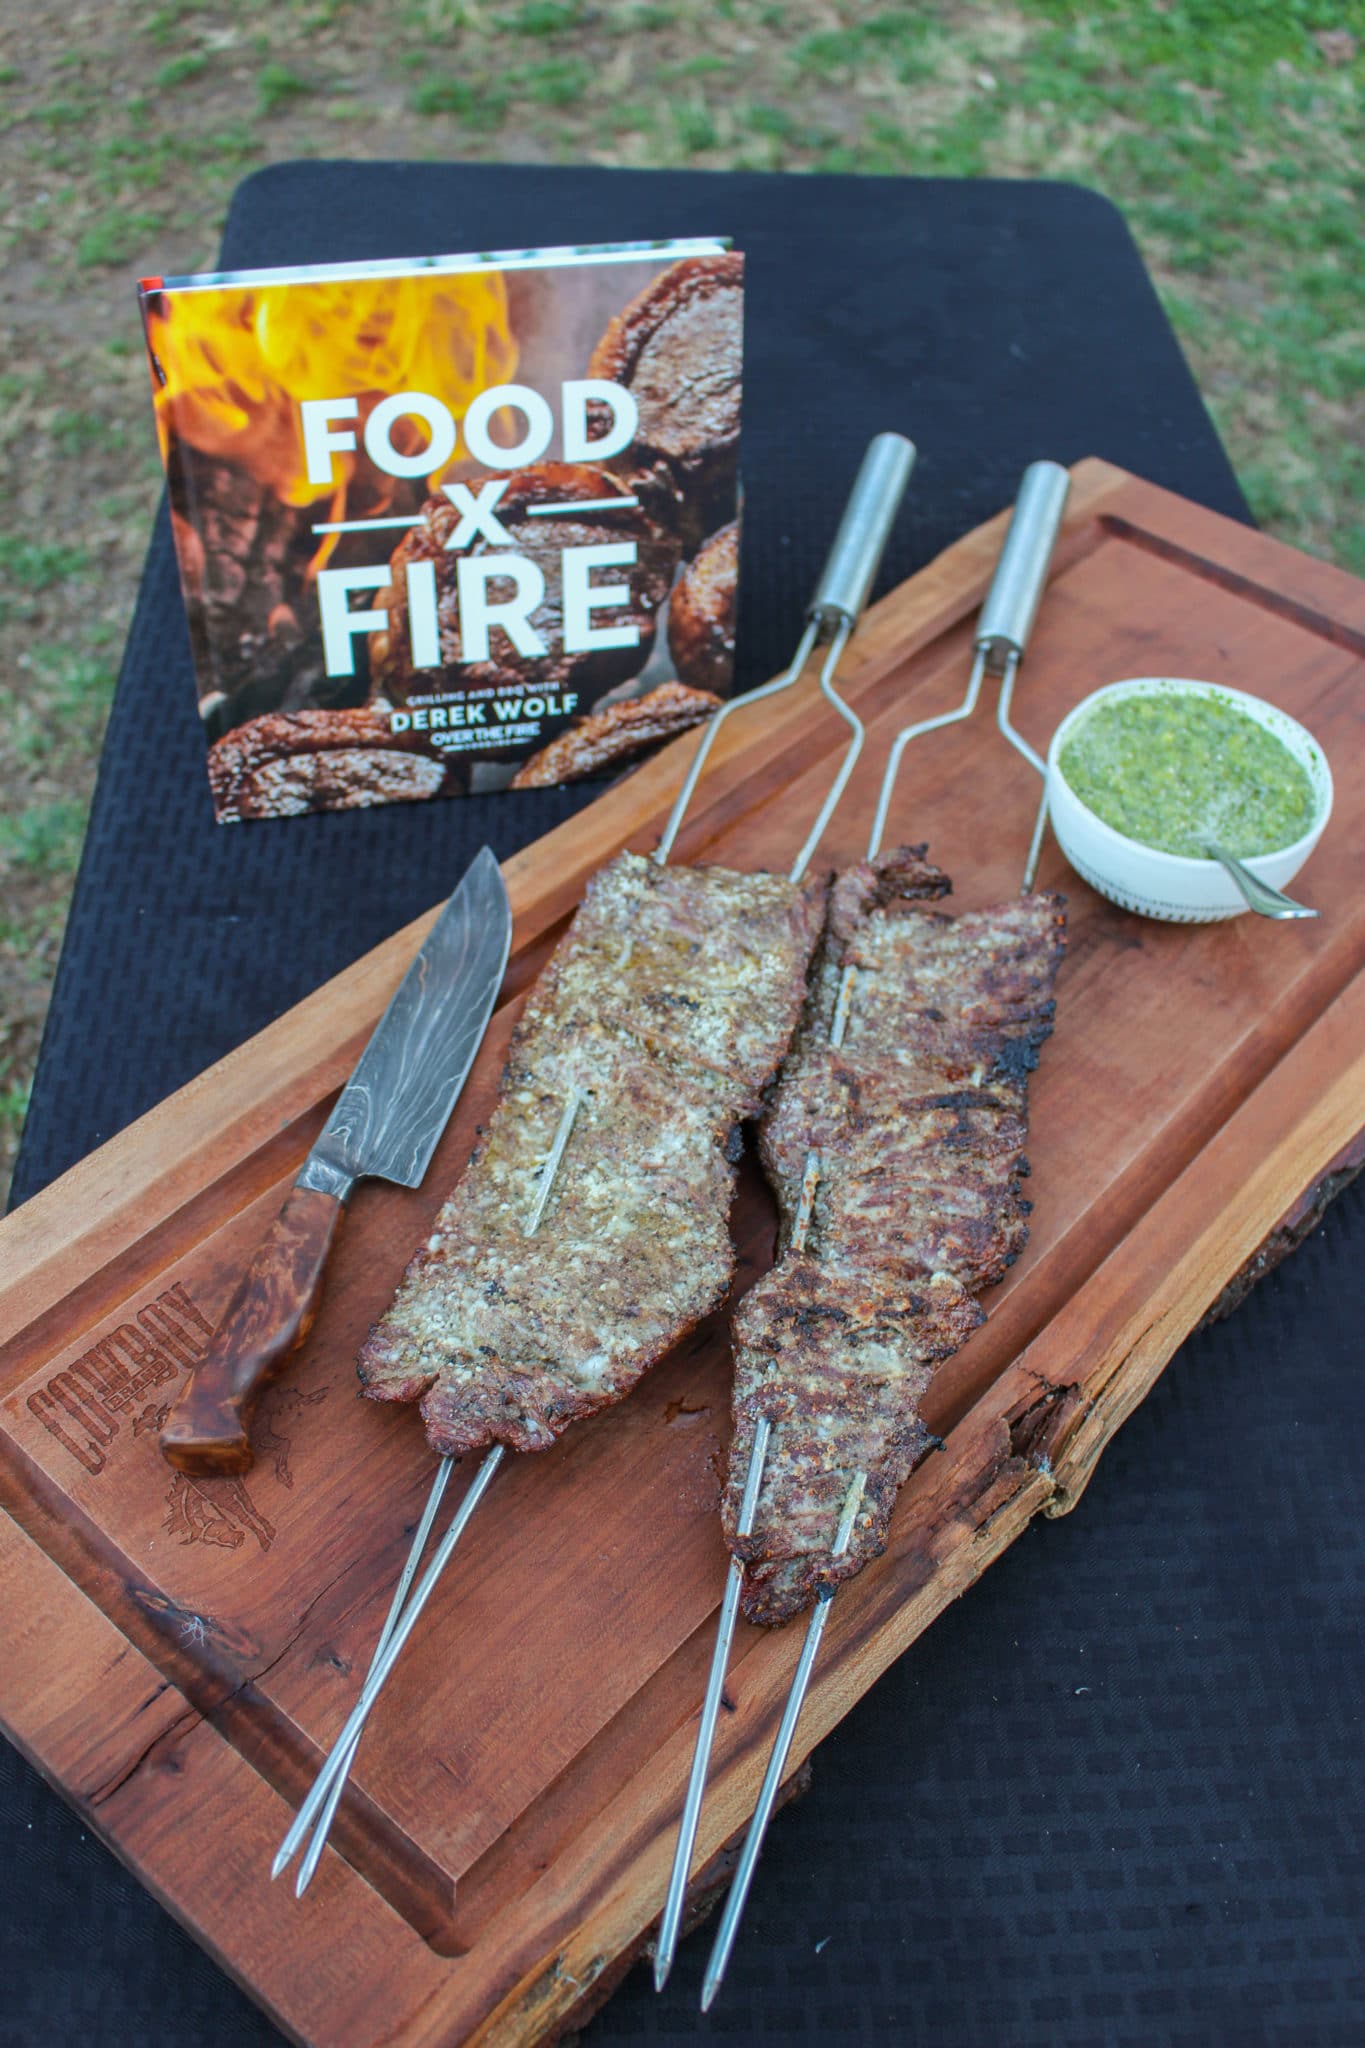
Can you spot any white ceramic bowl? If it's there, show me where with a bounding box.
[1046,677,1333,923]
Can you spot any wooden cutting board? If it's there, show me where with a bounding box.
[2,460,1362,2046]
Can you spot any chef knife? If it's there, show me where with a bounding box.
[160,845,513,1479]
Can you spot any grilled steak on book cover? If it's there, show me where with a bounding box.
[668,521,739,695]
[139,238,744,819]
[207,707,455,821]
[379,463,680,727]
[588,252,744,552]
[508,680,721,788]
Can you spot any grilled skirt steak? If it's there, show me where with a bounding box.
[207,707,453,822]
[723,849,1067,1624]
[358,852,827,1457]
[508,680,720,788]
[667,521,738,695]
[588,253,744,550]
[729,1263,983,1625]
[381,463,680,716]
[764,1071,1036,1293]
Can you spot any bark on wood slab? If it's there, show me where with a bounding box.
[545,1762,814,2048]
[1,460,1363,2047]
[1198,1129,1365,1328]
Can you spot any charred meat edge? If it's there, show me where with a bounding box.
[724,847,1067,1623]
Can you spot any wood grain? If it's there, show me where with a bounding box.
[160,1185,345,1477]
[0,459,1362,2045]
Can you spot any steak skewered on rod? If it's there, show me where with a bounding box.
[663,463,1076,2009]
[276,432,918,1902]
[358,851,827,1455]
[724,850,1067,1625]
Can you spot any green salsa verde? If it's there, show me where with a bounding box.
[1057,690,1318,859]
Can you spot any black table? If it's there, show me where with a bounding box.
[6,165,1362,2048]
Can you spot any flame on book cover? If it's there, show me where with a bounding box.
[139,241,743,822]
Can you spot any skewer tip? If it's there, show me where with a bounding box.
[269,1845,293,1882]
[699,1968,724,2013]
[652,1953,672,1995]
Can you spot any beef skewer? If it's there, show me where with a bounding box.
[729,874,1067,1619]
[653,461,1074,1999]
[278,856,825,1895]
[273,435,918,1891]
[700,871,1066,2007]
[357,853,830,1454]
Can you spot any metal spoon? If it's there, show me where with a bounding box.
[1205,843,1319,920]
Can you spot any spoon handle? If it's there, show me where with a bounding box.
[1205,842,1319,920]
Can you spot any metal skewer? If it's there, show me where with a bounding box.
[274,1443,504,1886]
[659,460,1073,2002]
[988,462,1071,888]
[281,1450,456,1891]
[282,1064,600,1885]
[275,434,917,1893]
[700,1473,865,2013]
[654,432,916,870]
[654,434,923,1988]
[653,1414,771,1986]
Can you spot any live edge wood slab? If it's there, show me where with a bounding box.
[1,461,1362,2047]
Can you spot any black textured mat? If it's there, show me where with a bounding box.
[6,164,1360,2048]
[11,163,1246,1205]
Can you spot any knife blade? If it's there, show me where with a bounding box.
[160,846,512,1478]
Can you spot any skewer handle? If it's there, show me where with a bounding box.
[807,433,917,626]
[976,460,1071,668]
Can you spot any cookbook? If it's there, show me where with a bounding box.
[139,238,744,822]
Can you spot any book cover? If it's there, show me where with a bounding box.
[138,240,743,823]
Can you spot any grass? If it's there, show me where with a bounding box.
[0,0,1361,1200]
[155,52,210,89]
[76,209,164,268]
[519,55,589,105]
[257,62,312,114]
[0,801,89,881]
[0,537,87,593]
[411,73,510,124]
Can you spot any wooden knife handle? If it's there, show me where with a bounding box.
[159,1186,345,1477]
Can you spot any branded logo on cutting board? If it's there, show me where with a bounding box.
[26,1282,213,1476]
[163,1469,277,1553]
[255,1383,329,1491]
[22,1281,330,1553]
